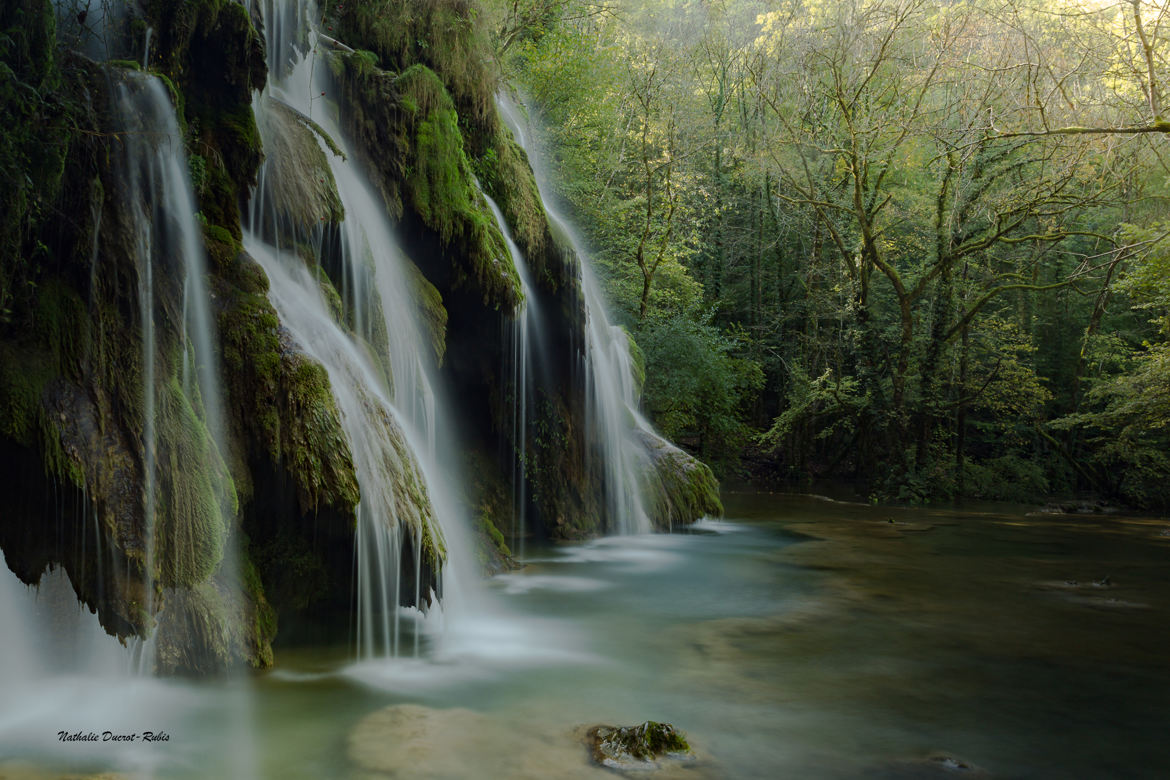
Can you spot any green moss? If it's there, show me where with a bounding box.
[253,529,330,613]
[35,278,89,372]
[155,377,234,588]
[256,99,345,239]
[639,433,723,530]
[405,258,447,363]
[331,0,497,125]
[141,0,266,240]
[219,102,262,169]
[240,547,277,647]
[623,327,646,402]
[0,344,51,444]
[151,70,186,132]
[153,563,274,674]
[338,58,521,310]
[204,223,233,245]
[0,342,81,486]
[477,129,560,288]
[589,721,692,770]
[282,354,361,514]
[316,268,346,325]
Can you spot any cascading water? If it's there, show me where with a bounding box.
[483,193,548,558]
[496,95,654,535]
[114,70,237,669]
[247,0,481,660]
[0,65,253,779]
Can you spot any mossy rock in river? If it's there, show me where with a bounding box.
[152,553,276,675]
[587,721,693,771]
[636,429,723,530]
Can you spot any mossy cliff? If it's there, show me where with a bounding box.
[324,0,721,545]
[0,0,278,673]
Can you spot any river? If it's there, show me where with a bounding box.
[2,492,1167,778]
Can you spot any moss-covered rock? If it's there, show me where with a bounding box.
[154,377,234,589]
[335,55,521,312]
[526,393,603,540]
[143,0,267,239]
[463,452,516,574]
[587,721,693,770]
[218,260,361,517]
[474,118,575,294]
[636,430,723,530]
[329,0,497,128]
[153,553,275,675]
[405,258,448,365]
[253,97,344,241]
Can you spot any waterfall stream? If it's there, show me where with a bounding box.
[114,70,238,671]
[0,67,252,779]
[483,193,547,558]
[248,0,481,660]
[495,95,654,535]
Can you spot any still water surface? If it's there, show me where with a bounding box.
[3,492,1167,778]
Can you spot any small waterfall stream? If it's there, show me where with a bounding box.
[247,0,482,661]
[495,95,653,535]
[483,193,547,558]
[114,70,237,670]
[0,66,253,779]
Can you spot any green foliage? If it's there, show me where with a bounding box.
[638,314,762,472]
[504,0,1170,503]
[961,453,1051,503]
[1052,342,1170,509]
[188,152,208,195]
[760,366,868,454]
[1117,221,1170,332]
[155,377,234,589]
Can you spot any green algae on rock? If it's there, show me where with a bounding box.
[587,721,693,771]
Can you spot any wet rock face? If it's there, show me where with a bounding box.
[586,721,693,771]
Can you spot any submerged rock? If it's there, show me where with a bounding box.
[878,752,990,777]
[586,721,694,771]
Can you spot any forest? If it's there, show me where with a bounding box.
[490,0,1170,508]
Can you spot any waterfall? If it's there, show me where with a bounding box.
[483,193,548,559]
[248,0,480,659]
[495,95,654,535]
[113,70,237,669]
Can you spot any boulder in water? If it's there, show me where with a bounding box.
[586,721,693,771]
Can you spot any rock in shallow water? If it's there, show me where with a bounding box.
[586,721,694,771]
[348,705,711,779]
